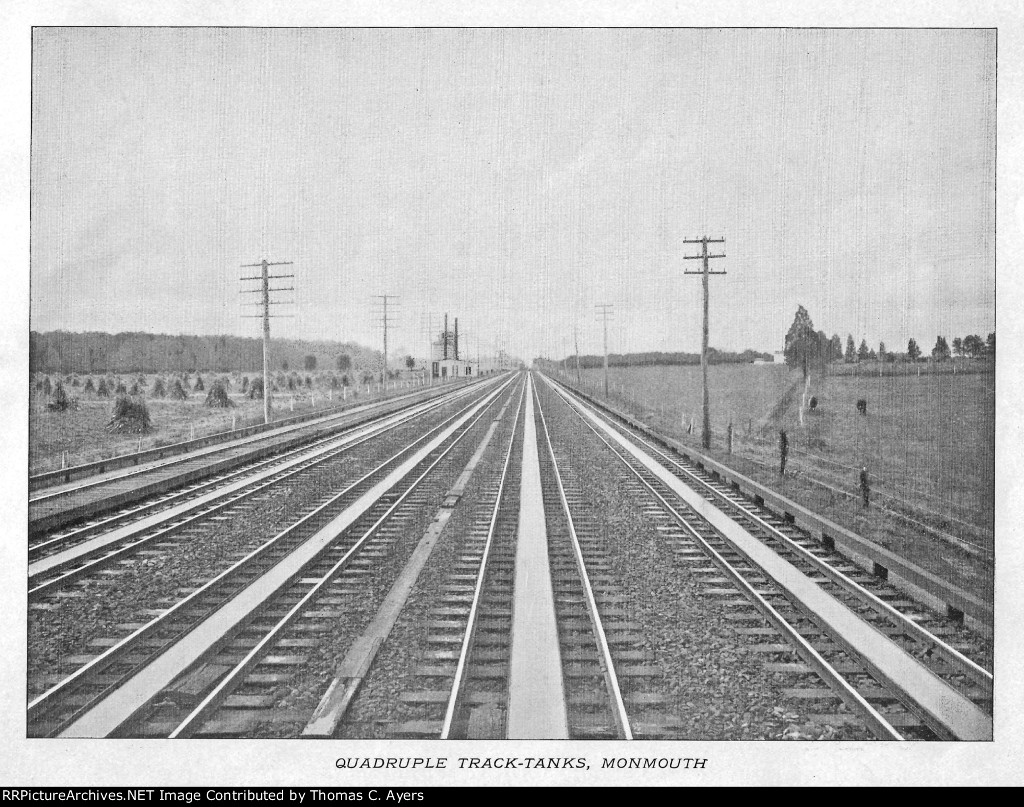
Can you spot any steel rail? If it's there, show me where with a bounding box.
[27,376,517,734]
[532,377,633,739]
[546,374,993,692]
[28,379,493,498]
[439,380,528,739]
[537,373,904,740]
[167,376,521,738]
[30,383,485,561]
[29,386,487,596]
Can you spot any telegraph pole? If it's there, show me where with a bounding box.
[596,304,614,396]
[574,325,582,386]
[372,294,400,387]
[241,259,295,424]
[684,236,726,449]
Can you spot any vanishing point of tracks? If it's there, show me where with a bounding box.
[26,370,993,740]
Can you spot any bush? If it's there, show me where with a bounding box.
[809,396,818,410]
[34,378,43,392]
[152,377,166,397]
[856,398,867,415]
[169,380,189,400]
[241,376,249,393]
[330,375,339,390]
[129,382,141,395]
[305,376,312,388]
[96,378,110,397]
[116,380,127,395]
[83,377,96,394]
[42,377,52,396]
[341,374,350,387]
[47,382,71,412]
[71,376,80,387]
[205,381,235,408]
[181,375,192,391]
[107,394,153,434]
[136,375,148,387]
[194,375,205,392]
[248,377,264,400]
[287,376,296,391]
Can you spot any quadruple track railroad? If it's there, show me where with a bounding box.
[26,369,992,740]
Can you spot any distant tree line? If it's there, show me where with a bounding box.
[563,348,773,370]
[784,305,995,377]
[30,331,384,376]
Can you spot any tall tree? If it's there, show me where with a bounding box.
[845,334,856,363]
[963,334,984,358]
[783,305,819,379]
[986,332,995,358]
[878,341,887,361]
[931,336,951,361]
[952,336,963,358]
[829,334,843,364]
[907,338,921,362]
[857,339,870,362]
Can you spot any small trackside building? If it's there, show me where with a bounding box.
[430,313,477,379]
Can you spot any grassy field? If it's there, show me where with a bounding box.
[28,372,423,474]
[569,362,994,596]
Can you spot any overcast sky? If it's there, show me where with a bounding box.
[30,28,995,361]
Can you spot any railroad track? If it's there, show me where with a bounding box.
[387,379,527,739]
[28,378,496,536]
[29,380,476,494]
[28,381,493,597]
[538,372,992,741]
[27,374,519,738]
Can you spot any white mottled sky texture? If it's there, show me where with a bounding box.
[31,28,995,361]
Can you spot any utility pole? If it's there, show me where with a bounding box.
[684,236,726,449]
[574,325,582,386]
[241,259,295,425]
[596,304,614,397]
[372,294,400,387]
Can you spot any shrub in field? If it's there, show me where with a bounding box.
[43,377,52,396]
[287,376,296,391]
[305,376,312,388]
[205,381,235,408]
[856,398,867,415]
[194,375,205,392]
[34,378,43,392]
[116,380,128,395]
[809,396,818,410]
[330,375,339,390]
[137,375,148,387]
[96,378,110,397]
[71,376,80,387]
[218,376,231,390]
[341,374,350,387]
[248,377,264,400]
[169,380,189,400]
[47,382,71,412]
[83,377,96,394]
[107,394,153,434]
[129,382,141,395]
[241,376,249,393]
[152,377,167,397]
[181,375,192,390]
